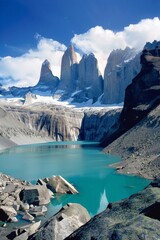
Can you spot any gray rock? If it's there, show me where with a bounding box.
[22,212,34,222]
[46,175,78,194]
[0,206,17,222]
[11,106,84,141]
[73,53,103,103]
[19,185,51,205]
[6,229,27,240]
[29,205,47,217]
[34,59,59,94]
[79,108,121,141]
[59,45,78,93]
[30,203,90,240]
[102,47,141,104]
[20,202,30,211]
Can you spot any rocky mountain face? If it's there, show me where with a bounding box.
[0,107,51,150]
[79,108,121,141]
[9,59,60,97]
[1,100,121,143]
[120,41,160,130]
[72,53,103,103]
[35,59,59,93]
[0,45,142,104]
[102,47,141,104]
[102,41,160,179]
[4,105,84,141]
[59,45,78,94]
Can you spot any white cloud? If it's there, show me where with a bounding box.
[1,17,160,87]
[72,17,160,74]
[0,36,66,87]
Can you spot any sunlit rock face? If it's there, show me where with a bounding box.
[72,53,103,103]
[35,59,59,93]
[102,47,141,104]
[120,41,160,130]
[59,45,78,93]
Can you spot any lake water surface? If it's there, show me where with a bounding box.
[0,141,150,217]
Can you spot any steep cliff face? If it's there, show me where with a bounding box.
[102,47,140,104]
[103,41,160,179]
[5,105,84,141]
[72,53,103,103]
[0,107,51,149]
[59,45,78,93]
[121,42,160,130]
[79,108,121,141]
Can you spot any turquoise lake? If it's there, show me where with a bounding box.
[0,141,150,217]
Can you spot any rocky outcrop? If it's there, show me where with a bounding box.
[103,41,160,179]
[44,175,78,194]
[31,203,90,240]
[0,107,52,150]
[120,41,160,130]
[66,181,160,240]
[0,173,80,239]
[24,92,37,105]
[72,53,103,103]
[59,45,78,94]
[102,47,140,104]
[34,59,59,93]
[8,59,59,97]
[5,105,84,141]
[19,185,51,205]
[105,104,160,179]
[79,108,121,141]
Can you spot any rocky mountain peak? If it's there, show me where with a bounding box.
[36,59,59,91]
[120,42,160,130]
[72,53,103,103]
[64,45,78,65]
[144,40,160,51]
[59,45,78,93]
[102,47,140,104]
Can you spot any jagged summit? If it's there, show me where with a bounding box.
[65,45,78,65]
[42,59,50,67]
[144,40,160,51]
[72,53,103,103]
[37,59,59,87]
[102,47,140,104]
[59,45,78,93]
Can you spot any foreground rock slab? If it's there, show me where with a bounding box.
[66,181,160,240]
[30,203,90,240]
[44,175,79,194]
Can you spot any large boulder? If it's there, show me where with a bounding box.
[0,206,17,222]
[30,203,90,240]
[19,185,51,205]
[45,176,78,194]
[6,221,41,240]
[66,182,160,240]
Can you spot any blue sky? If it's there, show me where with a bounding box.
[0,0,160,87]
[1,0,160,56]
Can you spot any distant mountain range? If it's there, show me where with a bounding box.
[0,45,141,104]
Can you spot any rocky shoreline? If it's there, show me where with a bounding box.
[0,173,82,240]
[1,171,160,240]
